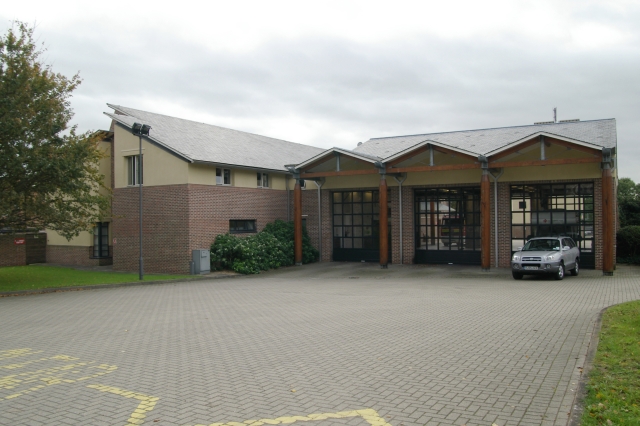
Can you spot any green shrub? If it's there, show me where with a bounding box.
[210,220,319,274]
[262,220,319,264]
[616,226,640,264]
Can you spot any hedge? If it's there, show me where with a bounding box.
[210,220,319,274]
[617,226,640,264]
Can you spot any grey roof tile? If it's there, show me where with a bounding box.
[105,104,325,172]
[353,119,617,160]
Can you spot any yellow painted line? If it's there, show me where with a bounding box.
[0,348,42,360]
[1,361,117,399]
[190,408,392,426]
[1,355,79,370]
[87,384,159,426]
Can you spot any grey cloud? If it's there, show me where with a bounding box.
[3,18,640,180]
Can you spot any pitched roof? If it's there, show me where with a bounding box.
[353,119,617,160]
[105,104,325,172]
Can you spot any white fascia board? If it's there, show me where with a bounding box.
[383,140,480,163]
[486,131,605,157]
[295,147,379,169]
[105,113,194,163]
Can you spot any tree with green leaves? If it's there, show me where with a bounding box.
[0,22,109,239]
[618,177,640,228]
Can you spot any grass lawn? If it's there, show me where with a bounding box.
[0,265,192,293]
[581,300,640,425]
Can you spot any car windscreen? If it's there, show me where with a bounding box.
[522,239,560,251]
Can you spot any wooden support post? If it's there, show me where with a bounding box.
[481,170,491,270]
[379,175,389,268]
[602,164,614,275]
[294,179,303,266]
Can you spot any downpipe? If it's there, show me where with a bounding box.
[393,173,407,264]
[489,168,504,268]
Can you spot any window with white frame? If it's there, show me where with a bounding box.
[257,172,269,188]
[216,168,231,185]
[127,155,143,186]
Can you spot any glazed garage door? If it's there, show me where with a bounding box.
[414,188,482,265]
[510,183,595,269]
[332,190,391,262]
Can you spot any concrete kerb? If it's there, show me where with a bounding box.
[0,272,240,298]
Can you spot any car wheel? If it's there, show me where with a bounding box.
[570,260,579,276]
[512,272,523,280]
[555,263,564,280]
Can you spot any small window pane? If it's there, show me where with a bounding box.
[224,169,231,185]
[230,220,257,233]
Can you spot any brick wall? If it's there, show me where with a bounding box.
[113,184,292,275]
[0,233,46,267]
[307,178,607,269]
[0,234,27,267]
[47,245,113,266]
[188,184,289,256]
[112,185,190,274]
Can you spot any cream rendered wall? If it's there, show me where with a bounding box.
[114,124,189,188]
[45,138,114,247]
[499,163,601,182]
[302,162,601,190]
[188,164,217,185]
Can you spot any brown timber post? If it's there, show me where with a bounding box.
[379,171,389,268]
[294,177,303,266]
[480,160,491,271]
[602,149,614,275]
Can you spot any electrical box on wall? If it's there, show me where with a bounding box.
[192,249,210,274]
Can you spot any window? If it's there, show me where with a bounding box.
[216,168,231,185]
[332,190,390,250]
[127,155,143,186]
[230,220,256,233]
[257,172,269,188]
[414,187,481,252]
[93,222,110,258]
[510,182,595,267]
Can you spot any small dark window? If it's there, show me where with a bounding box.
[230,220,257,233]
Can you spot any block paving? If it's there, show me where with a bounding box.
[1,263,639,425]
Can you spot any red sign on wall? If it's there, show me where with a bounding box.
[14,238,26,245]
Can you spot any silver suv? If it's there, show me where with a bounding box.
[511,236,580,280]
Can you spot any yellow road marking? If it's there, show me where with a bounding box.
[190,408,392,426]
[0,348,42,360]
[1,361,117,399]
[88,384,159,426]
[1,355,80,370]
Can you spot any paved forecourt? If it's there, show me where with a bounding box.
[1,263,639,426]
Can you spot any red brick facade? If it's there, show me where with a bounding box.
[301,178,610,270]
[0,233,46,267]
[112,184,290,274]
[107,176,611,273]
[0,234,27,267]
[47,245,113,266]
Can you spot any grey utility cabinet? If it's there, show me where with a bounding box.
[192,249,211,274]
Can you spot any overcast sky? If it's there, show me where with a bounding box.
[2,1,639,179]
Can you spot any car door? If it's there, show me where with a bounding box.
[562,238,576,269]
